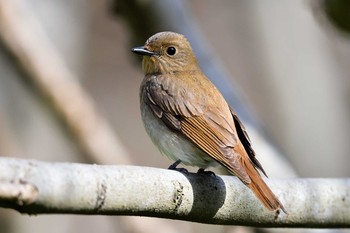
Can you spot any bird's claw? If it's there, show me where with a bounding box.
[168,160,188,173]
[197,168,216,176]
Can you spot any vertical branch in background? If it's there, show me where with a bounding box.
[0,0,130,165]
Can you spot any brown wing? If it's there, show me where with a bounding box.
[143,75,251,183]
[180,114,250,183]
[229,107,267,177]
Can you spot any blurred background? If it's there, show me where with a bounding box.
[0,0,350,233]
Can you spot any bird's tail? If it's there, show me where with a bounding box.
[242,155,287,213]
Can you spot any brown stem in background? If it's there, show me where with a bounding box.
[0,0,131,165]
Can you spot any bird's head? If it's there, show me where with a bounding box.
[132,32,199,75]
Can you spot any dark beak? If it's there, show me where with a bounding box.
[131,46,155,56]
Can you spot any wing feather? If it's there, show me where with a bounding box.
[181,116,250,183]
[229,107,267,177]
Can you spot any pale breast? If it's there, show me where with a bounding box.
[140,95,219,168]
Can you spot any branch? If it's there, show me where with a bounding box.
[0,157,348,228]
[0,0,130,165]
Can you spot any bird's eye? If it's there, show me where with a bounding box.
[166,46,176,56]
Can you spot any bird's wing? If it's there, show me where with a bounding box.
[229,107,267,177]
[144,75,251,183]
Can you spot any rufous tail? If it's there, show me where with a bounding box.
[242,155,287,213]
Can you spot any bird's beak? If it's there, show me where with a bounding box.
[131,46,155,56]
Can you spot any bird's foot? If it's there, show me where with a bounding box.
[168,160,188,173]
[197,168,216,176]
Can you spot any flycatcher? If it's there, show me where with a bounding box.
[132,31,286,213]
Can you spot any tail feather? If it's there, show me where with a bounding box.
[242,154,287,213]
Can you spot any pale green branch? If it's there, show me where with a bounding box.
[0,157,348,228]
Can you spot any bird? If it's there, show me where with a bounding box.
[131,31,286,213]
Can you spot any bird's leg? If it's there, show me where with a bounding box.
[168,159,182,169]
[197,168,216,176]
[168,160,188,173]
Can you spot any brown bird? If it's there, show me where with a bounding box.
[132,31,286,213]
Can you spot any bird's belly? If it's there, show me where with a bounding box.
[141,104,218,168]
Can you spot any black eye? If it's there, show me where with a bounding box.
[166,46,176,56]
